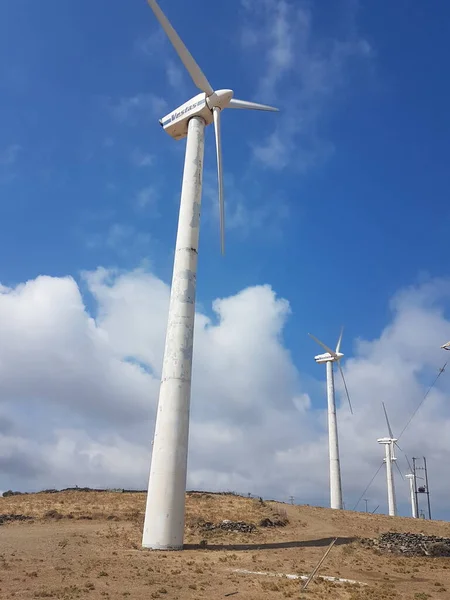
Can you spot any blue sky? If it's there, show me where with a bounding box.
[1,0,448,348]
[0,0,449,518]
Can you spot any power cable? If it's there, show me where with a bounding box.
[397,362,447,441]
[353,362,446,513]
[352,461,384,511]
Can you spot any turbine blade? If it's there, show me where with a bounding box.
[382,402,395,439]
[308,333,338,358]
[229,98,279,112]
[336,326,344,354]
[400,449,414,474]
[338,362,353,414]
[394,459,404,480]
[213,107,225,255]
[147,0,214,96]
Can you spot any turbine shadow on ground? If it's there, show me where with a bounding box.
[184,536,357,551]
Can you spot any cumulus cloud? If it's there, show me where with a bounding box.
[335,279,450,512]
[0,268,449,520]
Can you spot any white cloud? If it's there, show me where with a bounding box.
[131,149,154,168]
[135,30,190,97]
[135,186,158,212]
[0,144,22,183]
[86,224,152,258]
[109,93,168,124]
[240,0,372,170]
[0,144,21,166]
[134,30,166,59]
[0,268,449,520]
[202,169,290,239]
[165,59,186,91]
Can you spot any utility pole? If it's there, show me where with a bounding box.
[423,456,432,520]
[412,457,420,518]
[412,456,432,520]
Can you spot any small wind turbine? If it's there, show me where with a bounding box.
[142,0,278,551]
[377,402,403,517]
[309,328,353,510]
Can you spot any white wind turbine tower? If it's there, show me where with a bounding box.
[142,0,278,551]
[309,328,353,510]
[377,402,404,517]
[405,473,418,518]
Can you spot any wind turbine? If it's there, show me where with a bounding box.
[309,328,353,510]
[142,0,278,551]
[377,402,403,517]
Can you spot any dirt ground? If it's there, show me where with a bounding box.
[1,491,450,599]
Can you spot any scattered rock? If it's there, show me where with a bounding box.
[44,509,64,520]
[259,517,288,528]
[201,520,256,533]
[365,532,450,557]
[0,514,33,525]
[428,541,450,557]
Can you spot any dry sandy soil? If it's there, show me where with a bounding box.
[1,491,450,599]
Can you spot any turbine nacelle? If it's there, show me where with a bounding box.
[377,437,398,466]
[378,403,402,464]
[159,92,212,140]
[313,351,344,364]
[308,327,353,414]
[377,436,398,445]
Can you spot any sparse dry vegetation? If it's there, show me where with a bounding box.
[1,490,450,599]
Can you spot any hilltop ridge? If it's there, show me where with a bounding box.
[1,490,450,599]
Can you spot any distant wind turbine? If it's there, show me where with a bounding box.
[309,328,353,510]
[142,0,279,551]
[377,402,404,517]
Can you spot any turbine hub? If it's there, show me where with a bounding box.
[207,89,234,111]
